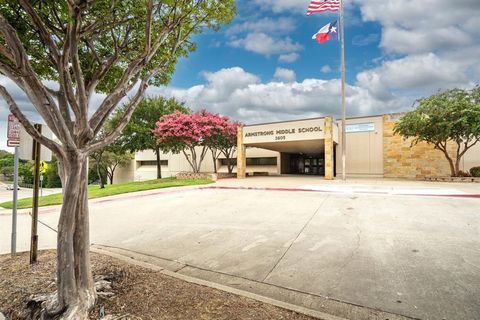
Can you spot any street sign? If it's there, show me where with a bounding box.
[18,124,52,161]
[7,114,21,147]
[39,161,48,174]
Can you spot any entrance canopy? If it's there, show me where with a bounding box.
[246,140,325,155]
[238,117,339,180]
[242,117,338,154]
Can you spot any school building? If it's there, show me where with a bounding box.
[114,113,480,183]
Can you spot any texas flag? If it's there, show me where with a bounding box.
[312,20,338,44]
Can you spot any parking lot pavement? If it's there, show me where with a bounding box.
[1,181,479,319]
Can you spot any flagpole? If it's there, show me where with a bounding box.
[340,0,347,181]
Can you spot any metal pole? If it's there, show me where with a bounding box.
[11,146,19,257]
[340,0,347,181]
[30,124,41,264]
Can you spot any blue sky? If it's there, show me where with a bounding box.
[170,2,381,87]
[1,0,480,151]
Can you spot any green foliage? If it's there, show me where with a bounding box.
[0,1,236,91]
[0,149,12,158]
[88,166,102,185]
[89,148,133,185]
[110,96,189,153]
[0,165,13,178]
[43,157,62,188]
[0,156,13,169]
[470,166,480,177]
[0,151,14,173]
[395,87,480,176]
[18,161,34,184]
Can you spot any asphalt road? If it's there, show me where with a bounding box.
[1,180,479,319]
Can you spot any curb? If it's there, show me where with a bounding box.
[200,185,480,199]
[91,246,348,320]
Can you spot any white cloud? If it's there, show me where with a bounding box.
[278,53,300,63]
[353,0,480,55]
[229,32,303,56]
[356,53,471,101]
[149,67,409,125]
[273,68,296,82]
[321,65,332,73]
[381,26,472,54]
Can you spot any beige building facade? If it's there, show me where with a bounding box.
[114,113,480,183]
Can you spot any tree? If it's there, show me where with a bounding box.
[43,156,63,188]
[204,117,239,174]
[153,111,208,173]
[89,130,108,189]
[0,153,14,170]
[153,110,239,173]
[90,147,107,189]
[0,1,235,318]
[395,87,480,177]
[110,96,189,179]
[99,150,133,185]
[18,161,34,184]
[0,164,13,179]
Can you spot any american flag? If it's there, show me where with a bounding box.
[306,0,341,15]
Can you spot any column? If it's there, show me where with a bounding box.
[237,126,246,179]
[324,116,334,180]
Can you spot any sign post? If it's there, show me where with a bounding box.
[7,114,21,257]
[30,124,42,264]
[39,161,48,197]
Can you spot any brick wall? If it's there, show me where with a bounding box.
[383,114,456,178]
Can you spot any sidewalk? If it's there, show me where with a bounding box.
[215,175,480,195]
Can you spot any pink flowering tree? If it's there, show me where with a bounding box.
[205,118,240,174]
[153,110,239,173]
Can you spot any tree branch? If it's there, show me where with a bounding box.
[0,85,63,157]
[85,80,149,154]
[0,14,73,146]
[18,0,60,64]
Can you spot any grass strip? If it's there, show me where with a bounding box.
[0,177,212,209]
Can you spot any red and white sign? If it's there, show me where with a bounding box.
[7,114,21,147]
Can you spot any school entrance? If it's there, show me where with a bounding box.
[237,117,339,180]
[286,154,325,176]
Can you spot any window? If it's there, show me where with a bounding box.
[219,157,277,166]
[220,158,236,166]
[247,157,277,166]
[138,160,168,166]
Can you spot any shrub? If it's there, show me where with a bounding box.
[470,166,480,177]
[43,157,62,188]
[458,171,472,177]
[19,162,34,184]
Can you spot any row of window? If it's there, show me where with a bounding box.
[138,160,168,166]
[138,157,278,167]
[220,157,277,166]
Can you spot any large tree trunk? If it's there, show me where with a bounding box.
[49,152,96,319]
[155,146,162,179]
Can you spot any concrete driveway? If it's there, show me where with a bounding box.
[1,178,479,319]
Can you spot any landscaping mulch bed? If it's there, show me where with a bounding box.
[0,251,315,320]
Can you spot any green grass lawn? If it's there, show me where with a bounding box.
[0,177,213,209]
